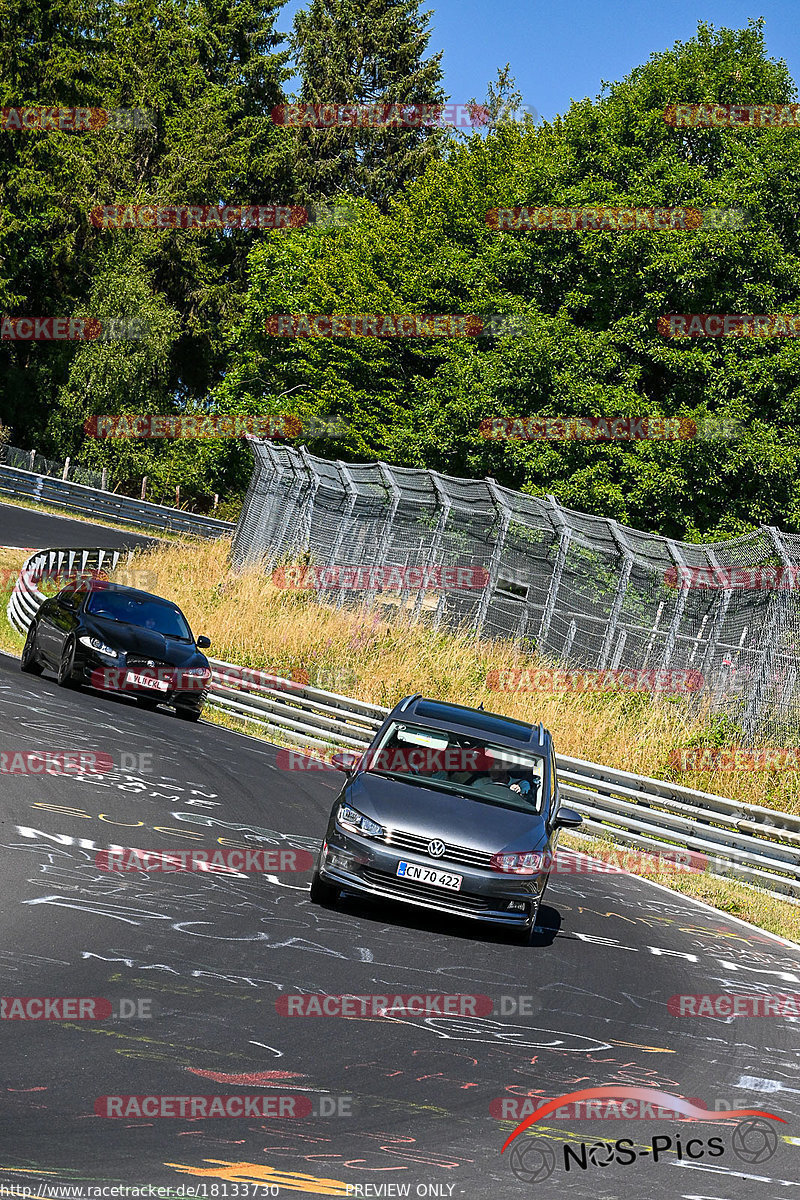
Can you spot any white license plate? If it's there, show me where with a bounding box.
[396,861,462,891]
[126,671,169,692]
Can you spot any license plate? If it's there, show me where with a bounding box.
[126,671,169,692]
[396,861,462,891]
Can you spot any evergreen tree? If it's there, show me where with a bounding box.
[289,0,446,208]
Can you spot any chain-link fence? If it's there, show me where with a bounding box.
[231,440,800,743]
[0,443,106,489]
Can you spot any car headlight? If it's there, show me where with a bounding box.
[182,667,211,677]
[337,803,384,839]
[490,851,547,875]
[79,635,119,660]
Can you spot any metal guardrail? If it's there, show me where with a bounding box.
[0,462,234,538]
[7,549,800,904]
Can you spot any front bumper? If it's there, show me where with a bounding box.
[80,656,207,709]
[320,826,545,927]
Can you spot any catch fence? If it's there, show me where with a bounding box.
[231,441,800,743]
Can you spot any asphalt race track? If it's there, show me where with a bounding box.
[0,501,158,551]
[1,650,799,1198]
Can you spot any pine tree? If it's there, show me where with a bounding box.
[289,0,446,209]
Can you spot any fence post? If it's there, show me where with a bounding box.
[658,541,690,670]
[699,547,734,704]
[365,463,402,609]
[538,495,572,649]
[324,462,358,607]
[28,449,35,471]
[141,477,147,501]
[741,527,795,740]
[298,446,322,555]
[61,456,70,481]
[598,521,634,670]
[412,473,451,623]
[473,478,511,639]
[101,468,108,491]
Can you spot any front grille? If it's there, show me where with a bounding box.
[377,826,494,869]
[362,868,492,912]
[126,658,171,673]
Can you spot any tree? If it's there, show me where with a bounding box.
[216,19,800,542]
[289,0,446,208]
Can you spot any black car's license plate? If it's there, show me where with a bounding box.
[396,861,462,891]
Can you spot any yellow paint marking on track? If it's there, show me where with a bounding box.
[166,1160,352,1195]
[607,1039,675,1053]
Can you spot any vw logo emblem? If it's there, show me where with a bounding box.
[428,839,446,858]
[147,660,155,668]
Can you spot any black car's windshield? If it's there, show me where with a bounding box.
[364,721,545,813]
[85,590,192,641]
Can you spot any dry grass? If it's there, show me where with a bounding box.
[112,538,800,815]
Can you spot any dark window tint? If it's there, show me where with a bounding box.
[86,591,192,640]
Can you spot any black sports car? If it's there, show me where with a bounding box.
[310,695,582,941]
[20,580,212,721]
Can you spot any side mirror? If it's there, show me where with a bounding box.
[553,806,583,830]
[196,636,211,649]
[331,750,362,774]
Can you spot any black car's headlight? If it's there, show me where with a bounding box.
[182,667,212,678]
[336,803,384,839]
[78,635,120,661]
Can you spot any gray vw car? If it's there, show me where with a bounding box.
[310,695,582,940]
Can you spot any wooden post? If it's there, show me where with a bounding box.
[141,477,147,501]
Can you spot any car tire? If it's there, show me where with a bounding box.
[56,638,80,689]
[309,869,339,907]
[20,625,44,675]
[175,706,201,723]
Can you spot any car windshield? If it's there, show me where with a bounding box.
[364,721,545,813]
[85,590,192,640]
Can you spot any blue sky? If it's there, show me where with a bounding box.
[281,1,799,122]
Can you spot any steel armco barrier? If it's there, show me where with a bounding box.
[7,550,800,905]
[0,462,234,538]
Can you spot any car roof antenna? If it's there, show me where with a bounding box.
[477,702,484,710]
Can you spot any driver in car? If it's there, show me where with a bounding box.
[473,762,533,797]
